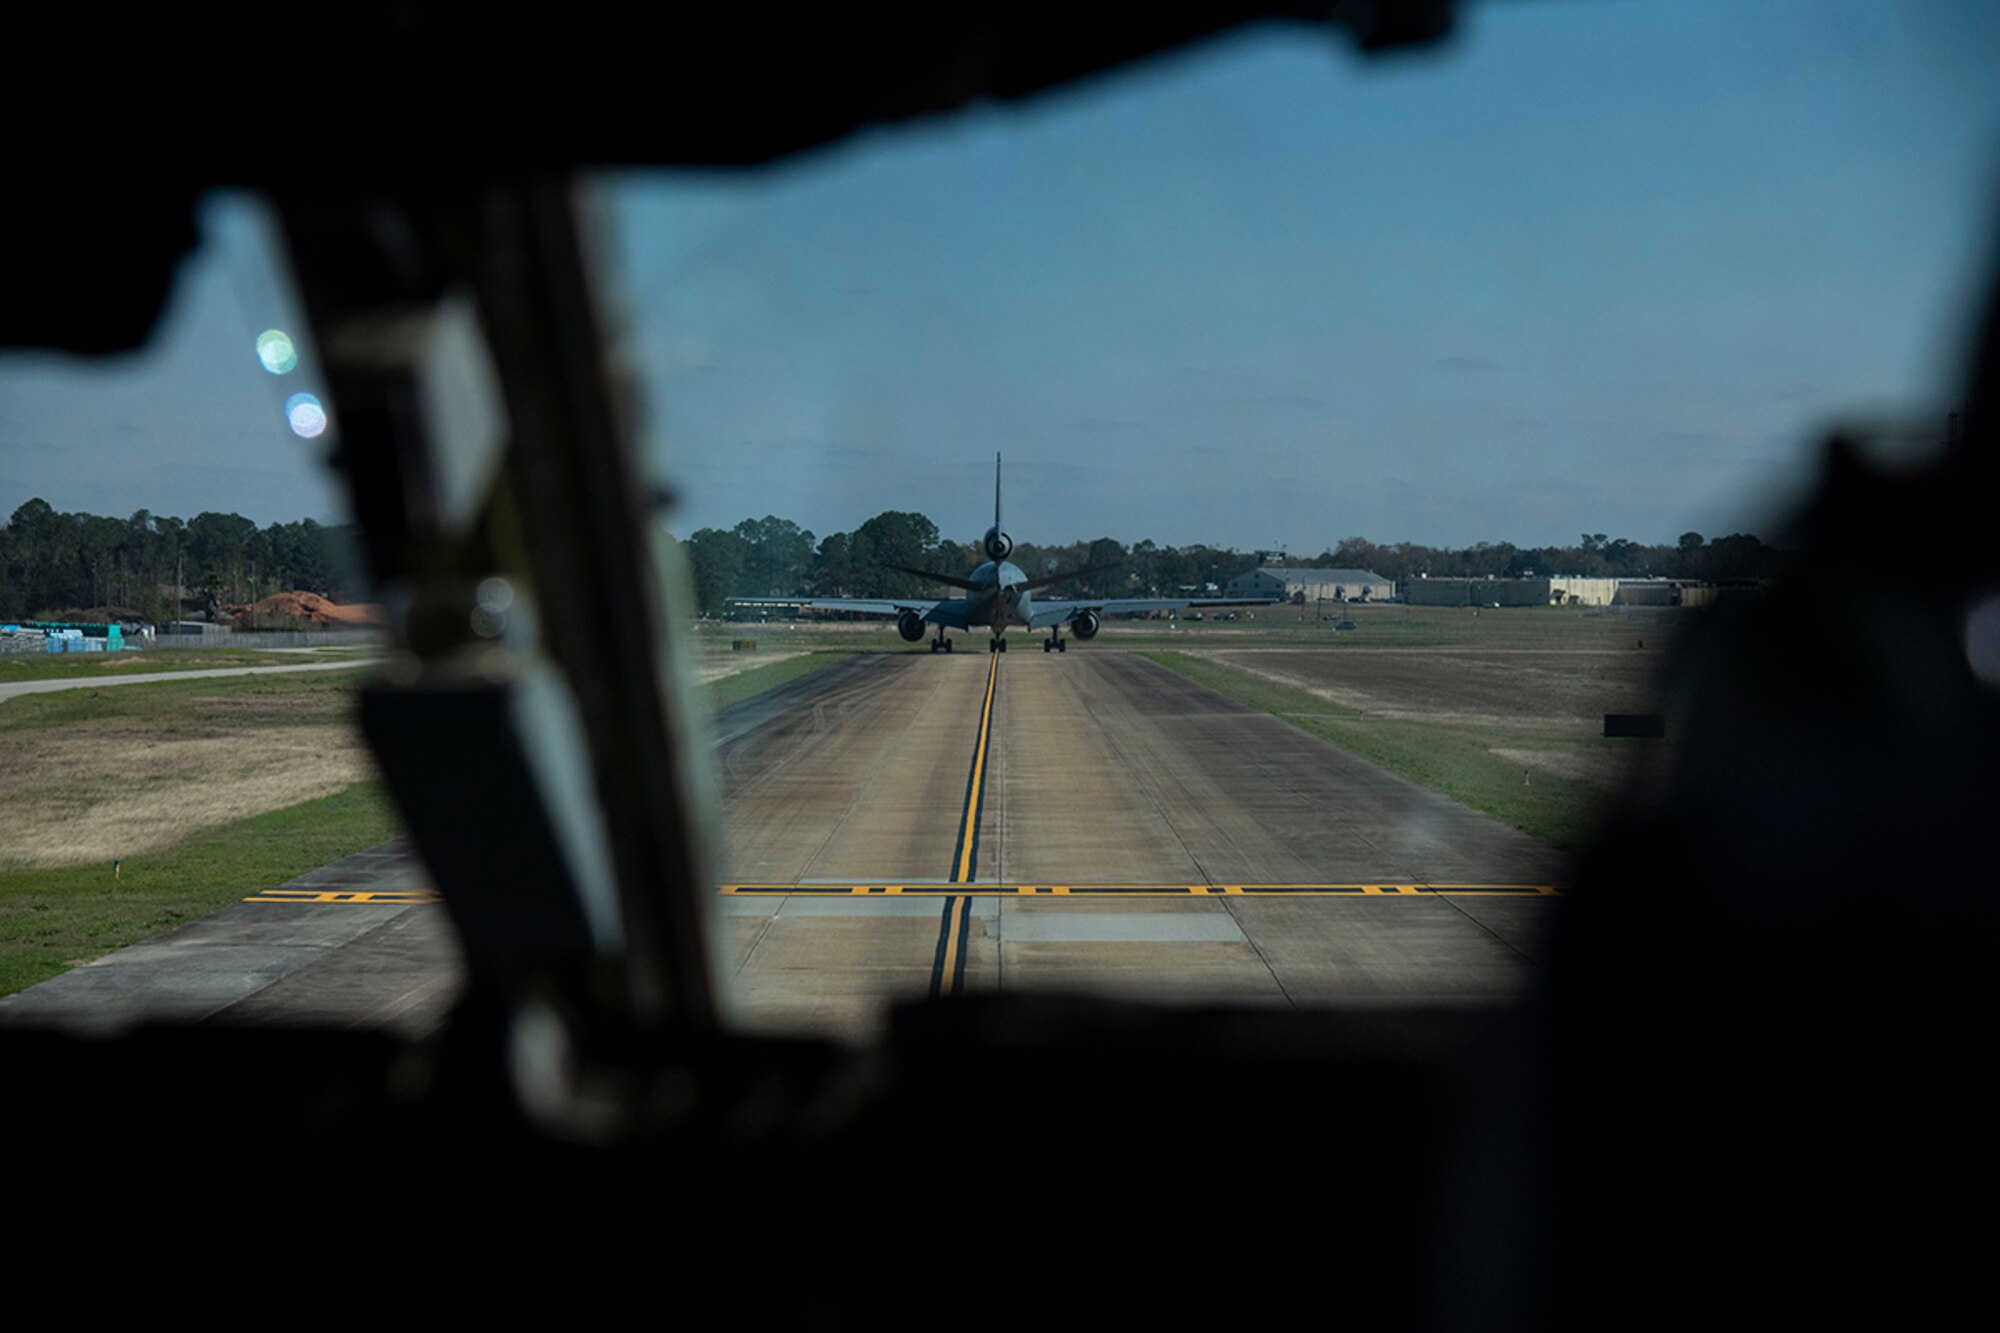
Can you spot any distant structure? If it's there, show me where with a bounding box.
[1549,577,1724,607]
[1406,577,1551,607]
[1224,566,1392,604]
[1405,576,1740,607]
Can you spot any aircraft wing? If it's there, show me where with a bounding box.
[729,597,971,629]
[1027,597,1279,629]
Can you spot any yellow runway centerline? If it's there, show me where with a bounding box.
[953,653,1000,884]
[931,654,1000,998]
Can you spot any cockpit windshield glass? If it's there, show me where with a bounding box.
[3,2,1997,1043]
[605,2,2000,1037]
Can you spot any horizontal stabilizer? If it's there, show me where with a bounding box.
[1017,560,1123,593]
[886,563,983,591]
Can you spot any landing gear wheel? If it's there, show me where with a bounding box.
[1057,640,1067,653]
[1000,638,1009,653]
[944,639,953,653]
[1043,639,1052,653]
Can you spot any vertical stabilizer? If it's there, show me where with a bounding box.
[981,452,1014,562]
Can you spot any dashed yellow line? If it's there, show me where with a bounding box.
[243,889,440,905]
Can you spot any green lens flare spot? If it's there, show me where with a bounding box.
[256,329,298,374]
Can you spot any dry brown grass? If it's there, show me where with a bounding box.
[693,649,806,683]
[1208,646,1667,733]
[0,682,375,870]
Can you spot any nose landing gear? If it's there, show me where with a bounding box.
[989,637,1009,653]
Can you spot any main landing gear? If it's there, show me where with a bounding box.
[929,631,954,654]
[1043,632,1067,653]
[988,637,1009,653]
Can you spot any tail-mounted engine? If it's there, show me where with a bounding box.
[983,526,1013,561]
[897,610,927,642]
[1072,609,1101,640]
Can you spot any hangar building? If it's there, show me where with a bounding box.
[1403,577,1552,606]
[1224,566,1393,603]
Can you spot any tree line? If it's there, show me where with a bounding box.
[0,498,365,623]
[669,514,1786,617]
[1,497,1785,626]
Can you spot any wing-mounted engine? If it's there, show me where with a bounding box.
[897,609,927,642]
[1071,609,1101,640]
[982,525,1013,561]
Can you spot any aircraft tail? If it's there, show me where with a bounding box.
[994,452,1002,534]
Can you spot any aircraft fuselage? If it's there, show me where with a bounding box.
[963,559,1031,633]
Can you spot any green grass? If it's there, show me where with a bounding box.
[0,781,403,997]
[0,667,373,734]
[1094,601,1676,651]
[701,650,859,712]
[0,646,373,684]
[1141,650,1607,850]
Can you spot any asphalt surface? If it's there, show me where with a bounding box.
[715,650,1562,1038]
[2,649,1564,1041]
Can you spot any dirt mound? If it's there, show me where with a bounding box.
[230,591,384,626]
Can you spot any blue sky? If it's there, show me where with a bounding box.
[5,1,1999,552]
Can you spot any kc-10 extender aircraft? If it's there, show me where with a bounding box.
[730,456,1279,654]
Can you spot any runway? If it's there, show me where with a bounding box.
[713,649,1560,1037]
[3,649,1563,1040]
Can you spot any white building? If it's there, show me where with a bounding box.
[1224,566,1393,603]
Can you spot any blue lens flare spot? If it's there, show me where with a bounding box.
[285,392,328,438]
[256,329,298,374]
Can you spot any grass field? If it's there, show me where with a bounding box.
[1139,605,1678,848]
[700,650,857,711]
[0,782,403,996]
[0,669,378,870]
[0,648,856,997]
[0,644,375,684]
